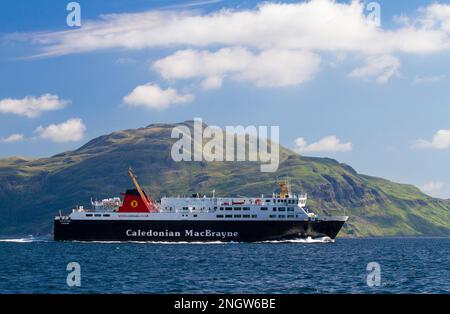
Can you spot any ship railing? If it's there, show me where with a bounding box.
[188,207,212,213]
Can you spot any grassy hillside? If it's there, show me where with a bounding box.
[0,121,449,237]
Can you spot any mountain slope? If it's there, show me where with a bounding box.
[0,121,449,236]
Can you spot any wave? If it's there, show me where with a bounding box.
[0,237,332,244]
[71,240,229,244]
[69,237,333,244]
[0,236,47,243]
[257,236,334,244]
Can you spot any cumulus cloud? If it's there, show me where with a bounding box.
[34,118,86,143]
[294,135,352,154]
[153,47,321,88]
[349,55,400,83]
[0,133,25,143]
[419,181,445,198]
[123,83,194,110]
[0,94,68,118]
[420,3,450,33]
[414,130,450,149]
[22,0,450,57]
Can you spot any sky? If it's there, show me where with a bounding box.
[1,0,450,198]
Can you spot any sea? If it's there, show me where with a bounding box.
[0,237,448,294]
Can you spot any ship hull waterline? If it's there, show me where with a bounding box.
[54,219,346,242]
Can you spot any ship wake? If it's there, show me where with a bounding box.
[0,236,46,243]
[258,236,335,244]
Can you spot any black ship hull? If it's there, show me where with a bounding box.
[54,219,346,242]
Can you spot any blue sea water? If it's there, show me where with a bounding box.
[0,237,448,294]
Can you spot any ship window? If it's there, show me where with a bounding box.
[182,207,188,210]
[243,207,250,211]
[193,214,197,217]
[260,207,268,210]
[266,199,271,203]
[225,215,232,218]
[243,214,250,218]
[214,207,217,210]
[103,214,110,217]
[225,207,232,211]
[251,215,257,218]
[234,215,241,218]
[216,215,223,218]
[94,214,101,217]
[287,207,295,211]
[278,215,286,218]
[234,207,242,211]
[278,207,286,211]
[272,207,277,211]
[269,215,276,218]
[86,214,93,217]
[220,207,224,210]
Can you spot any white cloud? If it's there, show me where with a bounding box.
[201,76,223,90]
[414,130,450,149]
[153,47,321,88]
[123,83,194,110]
[23,0,450,57]
[164,0,224,10]
[35,118,86,143]
[294,135,352,154]
[349,55,400,83]
[419,181,445,198]
[420,3,450,33]
[0,94,68,118]
[10,0,450,90]
[0,133,25,143]
[413,74,446,85]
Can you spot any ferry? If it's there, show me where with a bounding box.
[54,169,348,242]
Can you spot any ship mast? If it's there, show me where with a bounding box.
[128,167,149,202]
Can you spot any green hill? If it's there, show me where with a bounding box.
[0,121,449,237]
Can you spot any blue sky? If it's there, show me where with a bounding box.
[1,0,450,198]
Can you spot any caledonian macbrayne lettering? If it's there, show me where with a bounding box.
[126,229,239,238]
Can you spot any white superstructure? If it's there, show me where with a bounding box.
[68,182,323,221]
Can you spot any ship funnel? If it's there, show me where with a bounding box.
[278,179,292,198]
[117,168,159,213]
